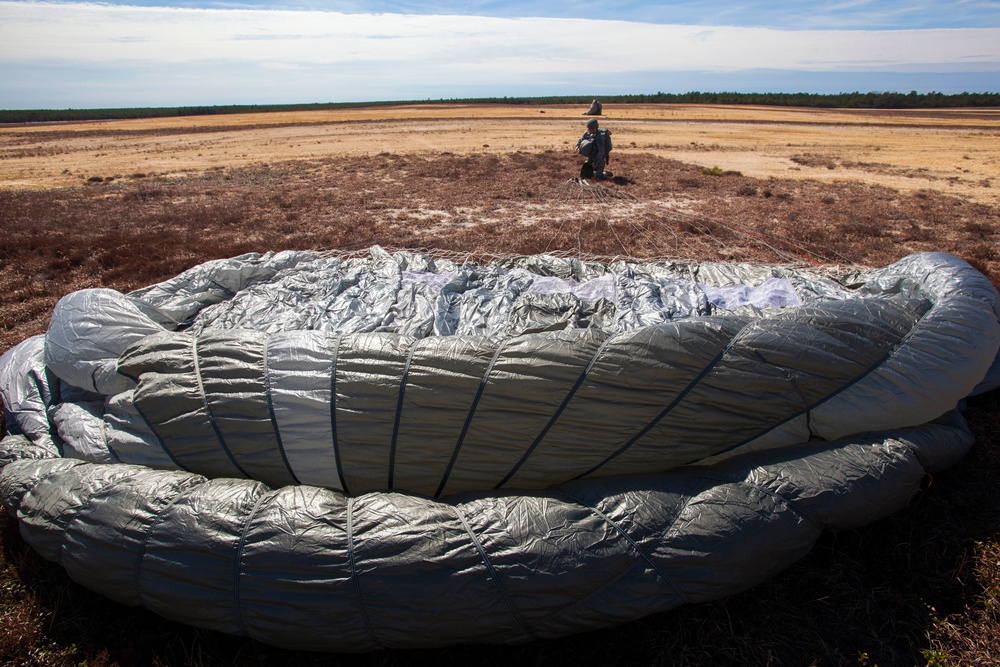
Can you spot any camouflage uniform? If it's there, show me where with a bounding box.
[576,119,609,180]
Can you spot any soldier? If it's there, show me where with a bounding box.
[576,118,611,180]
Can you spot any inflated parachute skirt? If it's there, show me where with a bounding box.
[2,248,998,651]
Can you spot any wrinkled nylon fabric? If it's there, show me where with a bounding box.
[1,248,998,650]
[3,249,996,495]
[0,414,974,651]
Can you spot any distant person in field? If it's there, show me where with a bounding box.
[583,99,602,115]
[575,118,612,180]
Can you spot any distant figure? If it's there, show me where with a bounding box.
[575,118,612,180]
[584,99,602,115]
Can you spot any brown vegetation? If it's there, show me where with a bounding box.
[1,106,1000,666]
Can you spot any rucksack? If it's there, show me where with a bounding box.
[578,129,612,158]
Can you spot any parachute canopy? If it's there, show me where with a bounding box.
[1,247,998,651]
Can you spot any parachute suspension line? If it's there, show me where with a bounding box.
[263,334,301,485]
[100,419,123,464]
[346,497,382,650]
[529,179,850,268]
[575,319,758,479]
[129,398,189,472]
[689,474,823,532]
[717,299,935,458]
[234,490,273,638]
[192,335,250,479]
[494,332,619,490]
[542,215,571,256]
[388,340,421,490]
[648,202,849,267]
[134,478,210,609]
[573,179,634,258]
[548,490,691,605]
[452,505,539,642]
[434,340,509,499]
[329,335,350,495]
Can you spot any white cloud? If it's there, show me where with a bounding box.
[1,1,998,107]
[3,2,998,69]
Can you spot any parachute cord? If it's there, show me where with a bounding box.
[714,299,934,458]
[330,335,349,495]
[548,490,691,605]
[134,477,210,609]
[649,203,842,267]
[495,332,618,490]
[263,334,301,485]
[234,489,272,639]
[528,179,851,269]
[452,504,539,642]
[100,417,123,464]
[347,497,382,649]
[434,339,509,498]
[690,475,824,532]
[575,319,757,479]
[388,340,420,489]
[192,335,250,479]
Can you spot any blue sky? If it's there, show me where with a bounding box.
[2,1,999,109]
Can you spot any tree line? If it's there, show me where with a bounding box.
[484,91,1000,109]
[2,91,998,124]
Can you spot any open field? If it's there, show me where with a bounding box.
[3,104,999,207]
[1,104,1000,666]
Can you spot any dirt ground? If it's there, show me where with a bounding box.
[2,104,998,207]
[2,103,1000,666]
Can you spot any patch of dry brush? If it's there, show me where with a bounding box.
[3,151,997,352]
[1,151,999,666]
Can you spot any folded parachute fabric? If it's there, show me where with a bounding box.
[1,247,998,650]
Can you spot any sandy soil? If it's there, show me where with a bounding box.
[2,104,998,206]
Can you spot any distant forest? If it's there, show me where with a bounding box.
[2,91,998,123]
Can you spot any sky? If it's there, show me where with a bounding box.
[1,1,999,109]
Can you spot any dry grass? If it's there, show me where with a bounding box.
[1,105,1000,666]
[3,104,998,207]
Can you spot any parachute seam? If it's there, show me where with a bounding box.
[656,487,704,548]
[192,336,250,478]
[100,417,123,464]
[234,489,271,639]
[551,490,690,604]
[435,340,509,498]
[88,365,102,394]
[330,335,349,495]
[576,319,757,479]
[389,340,419,490]
[131,393,188,472]
[58,470,139,566]
[533,557,648,627]
[716,302,934,457]
[452,504,539,642]
[262,334,301,485]
[347,497,381,649]
[135,477,209,609]
[44,368,64,447]
[693,476,824,531]
[495,333,618,490]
